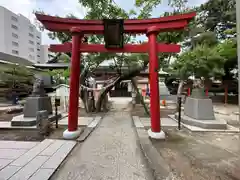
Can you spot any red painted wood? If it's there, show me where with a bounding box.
[147,31,161,133]
[36,12,195,26]
[49,43,181,53]
[68,35,81,132]
[39,20,188,34]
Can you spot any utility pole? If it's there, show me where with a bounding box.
[236,0,240,123]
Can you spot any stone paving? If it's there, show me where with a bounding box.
[140,117,178,128]
[58,117,94,126]
[51,109,153,179]
[0,139,76,180]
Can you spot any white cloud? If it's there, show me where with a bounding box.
[0,0,35,20]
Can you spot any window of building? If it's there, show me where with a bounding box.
[11,16,18,22]
[29,40,34,45]
[37,36,40,39]
[29,47,34,52]
[37,48,40,51]
[11,24,18,30]
[12,33,18,38]
[12,50,19,55]
[12,41,19,47]
[29,33,34,38]
[37,55,40,57]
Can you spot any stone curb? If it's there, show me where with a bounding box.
[132,116,173,180]
[77,116,102,142]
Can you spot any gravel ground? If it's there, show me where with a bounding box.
[152,129,240,180]
[130,101,240,180]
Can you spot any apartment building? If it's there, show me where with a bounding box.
[0,6,46,64]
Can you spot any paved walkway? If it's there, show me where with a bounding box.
[51,102,153,180]
[0,139,76,180]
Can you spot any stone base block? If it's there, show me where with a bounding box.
[23,97,52,117]
[11,113,61,126]
[184,97,215,120]
[175,113,227,129]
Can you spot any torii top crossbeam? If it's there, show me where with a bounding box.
[35,12,195,34]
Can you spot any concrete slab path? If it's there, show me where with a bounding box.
[51,106,153,179]
[0,139,76,180]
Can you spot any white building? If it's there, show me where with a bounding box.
[39,45,49,64]
[0,6,46,64]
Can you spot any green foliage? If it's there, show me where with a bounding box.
[135,0,189,15]
[191,31,218,47]
[169,51,193,79]
[0,64,34,94]
[217,38,237,80]
[217,39,237,62]
[171,45,225,80]
[198,0,236,39]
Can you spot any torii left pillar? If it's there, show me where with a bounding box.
[147,26,165,139]
[63,27,82,139]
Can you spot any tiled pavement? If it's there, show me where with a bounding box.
[51,112,154,180]
[0,139,76,180]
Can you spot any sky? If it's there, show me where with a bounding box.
[0,0,208,45]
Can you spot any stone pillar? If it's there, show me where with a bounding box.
[147,26,165,139]
[63,27,82,139]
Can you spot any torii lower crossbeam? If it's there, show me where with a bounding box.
[49,43,180,53]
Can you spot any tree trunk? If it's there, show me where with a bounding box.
[95,60,149,112]
[95,77,120,112]
[177,80,184,97]
[131,78,150,115]
[80,88,89,113]
[176,80,185,107]
[224,84,228,105]
[79,66,90,113]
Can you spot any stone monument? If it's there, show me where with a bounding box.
[23,75,52,117]
[178,80,227,129]
[11,75,57,127]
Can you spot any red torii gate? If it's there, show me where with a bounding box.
[36,12,195,139]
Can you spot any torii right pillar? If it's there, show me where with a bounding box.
[147,26,165,139]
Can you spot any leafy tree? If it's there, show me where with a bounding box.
[171,44,225,97]
[0,64,35,99]
[217,38,238,100]
[198,0,236,39]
